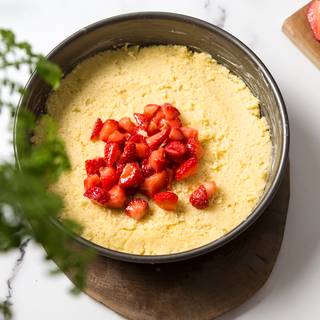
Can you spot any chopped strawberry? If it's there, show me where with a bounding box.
[133,113,149,130]
[108,130,125,144]
[84,174,101,191]
[141,170,168,197]
[99,119,119,142]
[169,128,185,141]
[128,133,146,143]
[168,118,182,128]
[100,167,118,191]
[118,142,136,164]
[149,148,166,172]
[165,141,187,160]
[180,127,198,139]
[186,137,204,159]
[159,118,169,129]
[104,142,121,166]
[152,109,165,124]
[144,104,160,119]
[153,191,178,211]
[135,142,150,158]
[84,186,109,206]
[147,120,159,136]
[308,0,320,41]
[125,198,149,220]
[115,162,126,179]
[119,162,143,188]
[90,118,103,141]
[175,157,198,181]
[166,168,174,190]
[162,103,180,120]
[189,185,208,209]
[146,127,170,150]
[85,157,106,175]
[105,185,126,208]
[119,117,136,133]
[141,159,156,178]
[202,181,217,199]
[133,127,149,138]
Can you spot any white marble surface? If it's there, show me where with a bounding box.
[1,0,320,319]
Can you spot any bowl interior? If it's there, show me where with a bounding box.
[16,13,288,263]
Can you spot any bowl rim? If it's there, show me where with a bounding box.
[14,11,290,264]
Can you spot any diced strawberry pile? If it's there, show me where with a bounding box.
[83,103,217,220]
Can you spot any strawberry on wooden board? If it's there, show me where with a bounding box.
[175,157,198,181]
[153,191,178,211]
[189,185,208,209]
[308,0,320,41]
[100,167,118,191]
[99,119,119,142]
[125,198,149,220]
[148,148,166,172]
[146,127,170,150]
[85,157,106,175]
[104,142,121,166]
[105,185,126,209]
[84,186,109,206]
[90,118,103,141]
[165,141,187,160]
[144,104,160,119]
[186,137,204,159]
[84,174,100,191]
[119,117,136,133]
[119,162,143,188]
[141,170,168,197]
[118,142,137,164]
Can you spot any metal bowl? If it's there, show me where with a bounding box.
[14,12,289,264]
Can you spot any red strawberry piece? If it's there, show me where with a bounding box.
[105,185,126,208]
[141,159,156,178]
[165,141,187,160]
[135,142,150,158]
[180,127,198,139]
[119,117,136,133]
[147,120,159,136]
[202,181,217,199]
[125,198,149,220]
[99,119,119,142]
[84,186,109,206]
[115,162,126,179]
[162,103,180,120]
[159,118,169,129]
[152,109,165,124]
[146,127,170,150]
[133,127,149,138]
[90,118,103,141]
[186,137,204,159]
[133,113,149,130]
[166,168,174,190]
[84,174,101,191]
[128,133,146,143]
[141,170,168,197]
[119,162,143,188]
[169,127,185,141]
[85,157,106,175]
[107,130,125,144]
[175,157,198,181]
[100,166,118,191]
[118,142,137,164]
[168,117,182,128]
[104,142,121,166]
[153,191,178,211]
[308,0,320,41]
[144,104,160,119]
[148,148,166,172]
[189,185,208,209]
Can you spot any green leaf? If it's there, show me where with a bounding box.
[36,57,62,89]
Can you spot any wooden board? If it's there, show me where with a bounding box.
[282,2,320,69]
[65,165,290,320]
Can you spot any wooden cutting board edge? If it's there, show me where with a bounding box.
[282,2,320,69]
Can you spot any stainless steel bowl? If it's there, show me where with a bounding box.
[14,12,289,264]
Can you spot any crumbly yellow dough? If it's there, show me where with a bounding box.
[42,45,272,255]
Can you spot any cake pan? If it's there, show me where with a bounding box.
[14,12,289,264]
